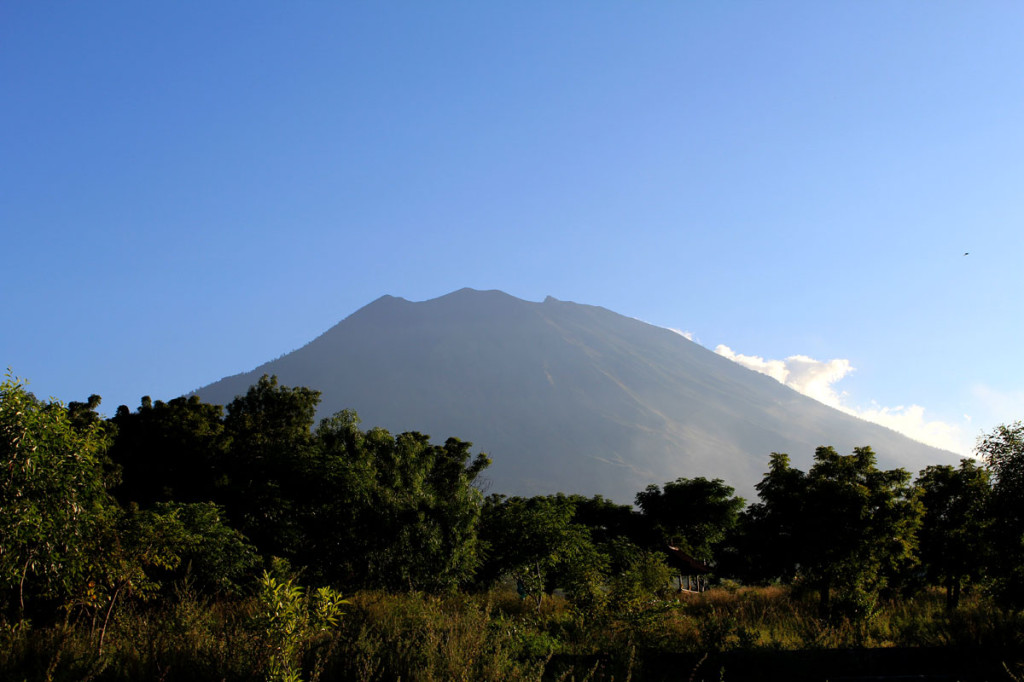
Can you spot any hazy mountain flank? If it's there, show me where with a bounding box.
[194,288,958,503]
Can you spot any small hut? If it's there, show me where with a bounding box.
[665,545,712,593]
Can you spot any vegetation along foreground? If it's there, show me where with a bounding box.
[3,372,1024,681]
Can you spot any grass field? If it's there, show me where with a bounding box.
[3,584,1023,681]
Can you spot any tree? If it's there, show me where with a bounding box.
[915,460,991,610]
[604,537,673,607]
[799,447,921,618]
[80,503,215,654]
[108,394,229,507]
[304,410,491,592]
[733,453,807,584]
[147,501,260,595]
[477,494,603,607]
[739,448,922,619]
[634,477,744,564]
[978,421,1024,608]
[980,421,1024,493]
[0,375,116,618]
[222,375,321,558]
[567,494,649,547]
[67,394,104,432]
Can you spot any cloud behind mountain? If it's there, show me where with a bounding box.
[713,344,969,454]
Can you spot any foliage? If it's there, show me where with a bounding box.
[634,476,744,564]
[801,447,922,617]
[329,589,560,680]
[60,501,256,656]
[7,369,1024,678]
[734,452,807,583]
[305,410,491,591]
[567,494,648,546]
[0,374,115,617]
[980,420,1024,492]
[915,459,991,609]
[5,585,1024,681]
[477,494,601,606]
[606,539,673,608]
[122,501,259,596]
[255,570,348,682]
[222,375,322,558]
[108,394,229,507]
[742,447,922,620]
[979,421,1024,608]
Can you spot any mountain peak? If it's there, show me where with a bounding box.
[195,291,957,503]
[431,288,524,304]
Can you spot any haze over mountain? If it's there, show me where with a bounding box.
[195,289,959,503]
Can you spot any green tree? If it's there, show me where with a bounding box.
[255,570,348,682]
[800,447,921,618]
[148,501,259,594]
[634,477,744,564]
[740,448,922,619]
[604,537,673,607]
[305,411,490,592]
[69,501,259,654]
[108,394,229,507]
[568,494,649,547]
[915,460,991,610]
[477,494,603,607]
[223,375,321,559]
[67,393,104,432]
[733,453,807,584]
[0,375,115,618]
[82,503,194,653]
[978,421,1024,608]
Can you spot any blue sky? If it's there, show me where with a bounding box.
[3,2,1022,456]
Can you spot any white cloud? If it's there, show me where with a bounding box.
[714,344,970,455]
[775,354,854,407]
[714,345,791,384]
[669,328,695,341]
[854,403,970,456]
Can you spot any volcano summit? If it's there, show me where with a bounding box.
[195,289,957,502]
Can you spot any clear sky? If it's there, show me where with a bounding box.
[3,2,1022,457]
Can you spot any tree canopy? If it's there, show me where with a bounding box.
[0,374,115,616]
[740,446,922,618]
[305,409,491,591]
[7,368,1024,638]
[979,421,1024,608]
[916,459,991,609]
[634,477,744,564]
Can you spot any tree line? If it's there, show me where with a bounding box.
[4,371,1024,630]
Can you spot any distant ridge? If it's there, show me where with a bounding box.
[194,288,958,503]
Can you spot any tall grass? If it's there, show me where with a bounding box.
[2,584,1022,681]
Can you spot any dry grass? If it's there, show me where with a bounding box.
[2,584,1021,682]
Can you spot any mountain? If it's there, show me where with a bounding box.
[194,288,959,503]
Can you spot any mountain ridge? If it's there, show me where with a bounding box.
[194,288,958,503]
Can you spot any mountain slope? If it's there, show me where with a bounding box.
[194,288,958,503]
